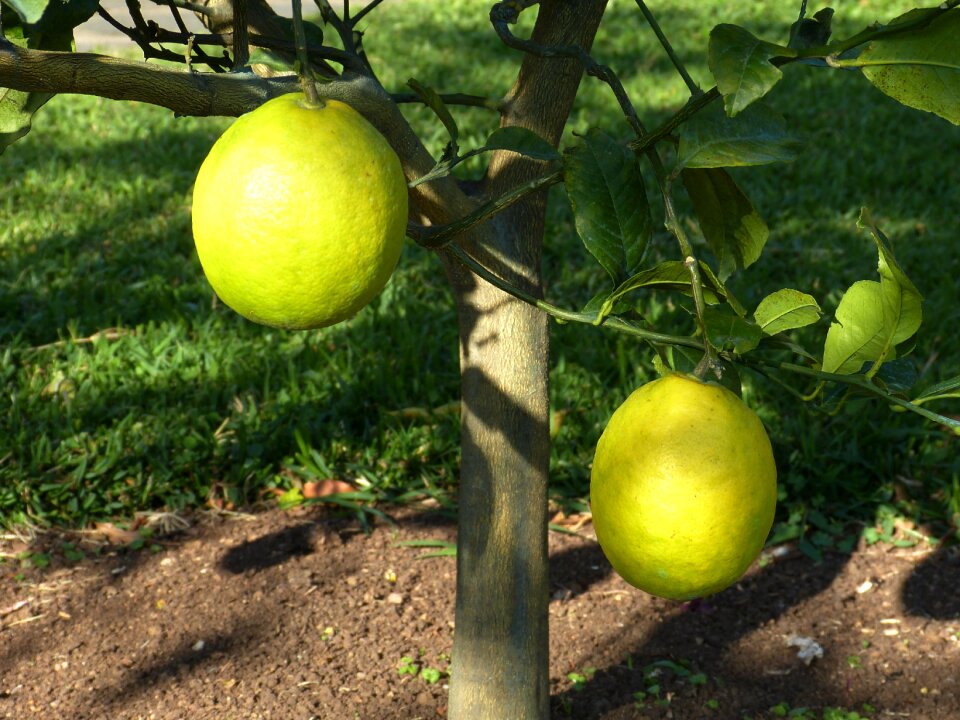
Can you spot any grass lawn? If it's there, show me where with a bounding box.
[2,0,958,556]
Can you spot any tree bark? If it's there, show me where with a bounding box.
[445,3,606,718]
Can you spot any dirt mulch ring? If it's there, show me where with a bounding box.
[1,507,958,720]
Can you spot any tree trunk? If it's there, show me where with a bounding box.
[446,3,607,718]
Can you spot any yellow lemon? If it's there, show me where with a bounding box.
[192,92,408,330]
[590,373,777,600]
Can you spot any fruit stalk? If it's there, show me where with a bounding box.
[291,0,321,107]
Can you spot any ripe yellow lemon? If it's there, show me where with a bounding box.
[590,373,777,600]
[192,92,408,330]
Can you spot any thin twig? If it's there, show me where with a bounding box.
[408,168,563,249]
[743,358,960,433]
[490,1,645,139]
[144,25,357,68]
[97,6,231,70]
[351,0,386,25]
[449,245,705,351]
[161,0,218,67]
[633,0,699,95]
[292,0,321,104]
[391,92,502,111]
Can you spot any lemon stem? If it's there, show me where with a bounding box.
[684,256,717,379]
[659,174,718,379]
[291,0,322,108]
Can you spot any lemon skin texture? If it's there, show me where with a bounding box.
[192,93,409,330]
[590,373,777,601]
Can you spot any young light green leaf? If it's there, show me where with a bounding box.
[753,288,822,336]
[708,24,796,116]
[703,305,763,355]
[564,129,651,285]
[822,213,922,375]
[676,102,801,169]
[407,78,459,144]
[856,9,960,125]
[681,167,769,281]
[483,127,560,161]
[822,280,886,375]
[860,209,923,372]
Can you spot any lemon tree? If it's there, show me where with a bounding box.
[191,92,408,330]
[590,373,777,600]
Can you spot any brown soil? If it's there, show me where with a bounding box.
[2,507,958,720]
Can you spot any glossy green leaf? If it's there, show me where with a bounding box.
[676,102,800,169]
[857,9,960,125]
[564,129,651,285]
[822,211,922,375]
[681,167,768,280]
[484,127,560,161]
[708,24,796,116]
[596,259,751,322]
[753,288,822,336]
[599,260,722,321]
[703,306,762,355]
[822,280,887,374]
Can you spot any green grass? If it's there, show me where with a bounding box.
[1,0,959,549]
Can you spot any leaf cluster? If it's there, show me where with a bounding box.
[406,0,960,430]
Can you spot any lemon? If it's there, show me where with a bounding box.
[590,373,777,600]
[192,92,408,330]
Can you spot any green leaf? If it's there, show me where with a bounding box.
[0,13,73,153]
[708,24,796,116]
[676,102,800,169]
[697,260,747,317]
[0,87,50,153]
[822,280,890,375]
[4,0,97,33]
[599,260,722,320]
[912,374,960,406]
[872,358,918,394]
[857,9,960,125]
[483,126,560,161]
[564,129,652,284]
[822,211,922,375]
[703,305,762,355]
[406,78,459,145]
[681,167,769,280]
[788,8,835,50]
[753,288,822,335]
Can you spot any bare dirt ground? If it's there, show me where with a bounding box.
[1,507,958,720]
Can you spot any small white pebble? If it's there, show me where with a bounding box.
[192,640,206,652]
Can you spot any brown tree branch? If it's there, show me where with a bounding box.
[0,40,476,225]
[0,41,293,115]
